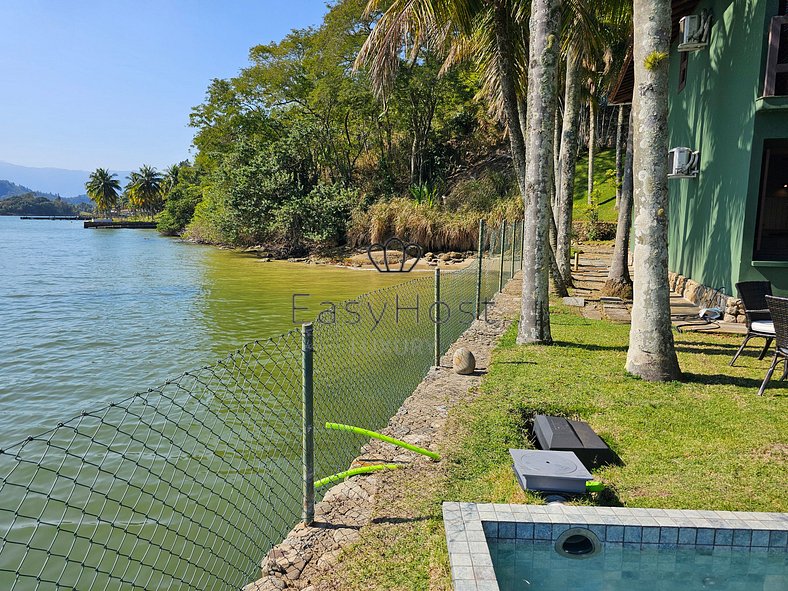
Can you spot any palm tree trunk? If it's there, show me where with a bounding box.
[626,0,681,381]
[517,0,561,345]
[603,110,634,298]
[555,48,581,286]
[615,104,625,209]
[586,99,596,205]
[492,2,527,197]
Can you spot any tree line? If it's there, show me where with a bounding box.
[85,0,682,382]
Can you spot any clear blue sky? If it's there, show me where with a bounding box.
[0,1,330,171]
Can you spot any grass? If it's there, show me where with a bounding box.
[317,303,787,590]
[574,147,619,222]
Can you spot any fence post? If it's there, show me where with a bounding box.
[510,220,517,280]
[434,267,441,367]
[498,222,507,292]
[301,322,314,526]
[520,219,525,270]
[475,219,485,319]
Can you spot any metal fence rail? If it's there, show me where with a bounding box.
[0,220,522,590]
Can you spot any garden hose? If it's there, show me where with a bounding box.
[325,422,440,461]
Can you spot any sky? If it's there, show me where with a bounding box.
[0,0,330,171]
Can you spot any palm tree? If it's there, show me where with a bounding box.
[163,164,181,193]
[554,2,631,286]
[626,0,681,381]
[85,168,121,218]
[126,165,164,217]
[358,0,557,343]
[518,0,561,345]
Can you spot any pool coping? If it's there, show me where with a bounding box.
[442,502,788,591]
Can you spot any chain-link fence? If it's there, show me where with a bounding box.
[0,219,522,590]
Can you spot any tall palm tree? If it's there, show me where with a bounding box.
[626,0,681,381]
[126,165,164,217]
[518,0,561,345]
[85,168,121,218]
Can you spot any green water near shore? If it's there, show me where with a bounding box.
[0,216,407,445]
[0,216,494,589]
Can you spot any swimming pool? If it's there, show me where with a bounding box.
[443,503,788,591]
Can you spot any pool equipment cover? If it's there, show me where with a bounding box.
[510,449,593,494]
[532,414,621,470]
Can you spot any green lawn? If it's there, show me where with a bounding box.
[321,303,787,590]
[574,147,619,222]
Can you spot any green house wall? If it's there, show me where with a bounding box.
[667,0,788,295]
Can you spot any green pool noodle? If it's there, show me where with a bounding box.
[325,422,441,461]
[314,464,399,489]
[585,481,605,492]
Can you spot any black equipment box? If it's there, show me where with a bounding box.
[532,415,620,470]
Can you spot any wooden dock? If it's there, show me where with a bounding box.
[20,216,86,221]
[83,220,158,229]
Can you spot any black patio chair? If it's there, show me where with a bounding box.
[758,295,788,396]
[729,281,774,366]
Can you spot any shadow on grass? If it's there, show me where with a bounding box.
[681,372,771,389]
[371,515,432,525]
[552,340,628,353]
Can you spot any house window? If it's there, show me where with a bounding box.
[678,51,688,92]
[754,140,788,261]
[764,8,788,96]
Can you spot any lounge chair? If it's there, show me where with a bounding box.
[757,295,788,395]
[729,281,775,366]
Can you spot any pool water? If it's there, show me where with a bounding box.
[489,539,788,591]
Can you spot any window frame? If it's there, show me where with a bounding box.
[753,139,788,262]
[764,15,788,96]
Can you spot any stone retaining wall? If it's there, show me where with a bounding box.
[668,272,745,324]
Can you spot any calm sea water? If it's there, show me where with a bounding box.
[0,216,405,446]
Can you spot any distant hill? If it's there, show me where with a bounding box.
[0,161,131,198]
[63,194,93,206]
[0,179,59,200]
[0,193,81,216]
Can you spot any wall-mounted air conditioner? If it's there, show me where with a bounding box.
[678,12,712,52]
[668,147,700,179]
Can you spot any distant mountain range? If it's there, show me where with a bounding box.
[0,179,93,206]
[0,161,131,198]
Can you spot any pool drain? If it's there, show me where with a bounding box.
[554,528,601,559]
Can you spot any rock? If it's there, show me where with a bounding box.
[427,260,438,266]
[562,297,585,307]
[736,315,747,324]
[424,252,434,260]
[440,253,453,261]
[452,348,476,375]
[723,314,737,323]
[684,280,702,304]
[675,276,687,296]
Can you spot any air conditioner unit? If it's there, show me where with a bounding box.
[668,147,700,179]
[678,13,712,52]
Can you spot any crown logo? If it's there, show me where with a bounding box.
[366,237,423,273]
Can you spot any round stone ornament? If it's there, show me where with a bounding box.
[452,347,476,375]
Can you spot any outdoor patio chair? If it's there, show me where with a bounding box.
[729,281,774,366]
[757,295,788,396]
